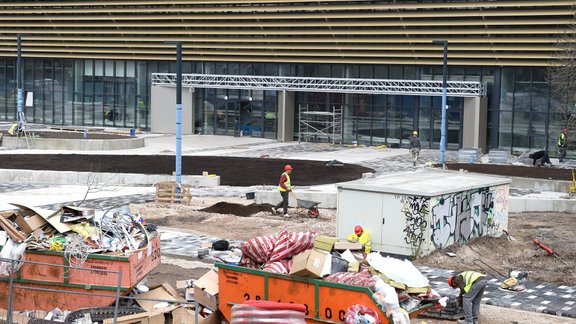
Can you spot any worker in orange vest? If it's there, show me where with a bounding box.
[271,164,292,218]
[448,271,487,324]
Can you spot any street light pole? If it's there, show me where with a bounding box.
[433,40,448,169]
[166,41,183,188]
[16,34,23,131]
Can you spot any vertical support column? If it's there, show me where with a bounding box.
[175,42,182,187]
[277,90,294,142]
[17,34,23,130]
[463,96,488,152]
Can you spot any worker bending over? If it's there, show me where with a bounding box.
[448,271,487,324]
[347,225,371,253]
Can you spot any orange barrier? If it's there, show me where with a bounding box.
[216,263,433,324]
[0,235,161,311]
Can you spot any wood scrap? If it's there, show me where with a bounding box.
[0,216,27,242]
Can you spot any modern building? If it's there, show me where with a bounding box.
[0,1,573,153]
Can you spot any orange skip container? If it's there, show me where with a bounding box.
[0,235,161,311]
[216,263,434,324]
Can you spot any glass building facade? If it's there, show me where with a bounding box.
[0,57,561,152]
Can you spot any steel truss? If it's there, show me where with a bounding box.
[152,73,486,97]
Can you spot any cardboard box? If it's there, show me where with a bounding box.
[193,269,219,310]
[314,236,339,251]
[289,249,328,278]
[171,307,196,324]
[136,283,184,312]
[333,241,363,251]
[14,213,47,235]
[347,261,360,272]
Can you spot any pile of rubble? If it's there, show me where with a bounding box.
[0,204,152,265]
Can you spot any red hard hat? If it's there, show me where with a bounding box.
[284,164,293,171]
[447,275,456,288]
[354,225,363,235]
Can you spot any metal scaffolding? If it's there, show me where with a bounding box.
[298,105,343,144]
[152,73,486,97]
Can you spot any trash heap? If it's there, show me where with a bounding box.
[201,229,447,323]
[0,203,153,273]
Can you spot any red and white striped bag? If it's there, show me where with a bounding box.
[268,230,317,262]
[262,259,293,274]
[240,233,278,263]
[239,255,262,269]
[231,300,306,324]
[323,269,377,288]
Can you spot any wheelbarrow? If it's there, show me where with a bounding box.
[290,191,320,218]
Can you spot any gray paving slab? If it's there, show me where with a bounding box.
[419,266,576,318]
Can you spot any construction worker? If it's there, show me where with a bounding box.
[347,225,371,253]
[272,164,292,218]
[409,130,421,166]
[7,122,18,136]
[558,127,568,162]
[448,271,487,324]
[529,150,552,167]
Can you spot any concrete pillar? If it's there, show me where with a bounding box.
[463,96,488,152]
[277,90,294,142]
[151,86,194,134]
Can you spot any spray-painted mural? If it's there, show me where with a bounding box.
[394,185,509,254]
[429,185,509,249]
[399,196,430,255]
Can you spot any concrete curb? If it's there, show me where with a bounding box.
[0,169,220,187]
[1,136,145,150]
[509,196,576,213]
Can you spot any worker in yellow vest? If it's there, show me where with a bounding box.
[347,225,371,253]
[272,164,292,218]
[448,271,487,324]
[558,127,568,162]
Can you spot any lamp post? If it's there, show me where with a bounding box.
[16,34,23,131]
[166,41,183,188]
[433,40,448,169]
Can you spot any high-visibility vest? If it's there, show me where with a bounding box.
[558,133,567,146]
[461,271,484,293]
[278,172,291,192]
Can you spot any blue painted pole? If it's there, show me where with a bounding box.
[433,40,449,169]
[16,34,23,130]
[175,42,182,188]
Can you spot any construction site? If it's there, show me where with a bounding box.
[0,127,575,324]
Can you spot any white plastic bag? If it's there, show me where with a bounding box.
[367,253,429,288]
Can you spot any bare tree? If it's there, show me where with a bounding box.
[547,8,576,142]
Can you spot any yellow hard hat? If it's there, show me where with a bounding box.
[413,131,418,135]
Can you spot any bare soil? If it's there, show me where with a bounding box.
[0,154,372,186]
[447,162,574,181]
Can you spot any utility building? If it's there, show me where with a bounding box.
[0,1,572,153]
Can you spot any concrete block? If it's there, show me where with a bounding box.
[508,198,526,213]
[552,200,574,213]
[255,190,337,209]
[524,199,554,212]
[1,136,145,151]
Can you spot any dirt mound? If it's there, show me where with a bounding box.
[414,212,576,285]
[446,162,573,181]
[200,202,273,217]
[0,154,373,186]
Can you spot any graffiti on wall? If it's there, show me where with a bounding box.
[429,186,508,249]
[489,186,509,235]
[397,195,430,254]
